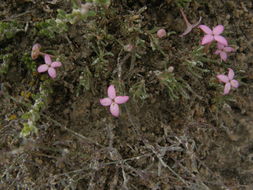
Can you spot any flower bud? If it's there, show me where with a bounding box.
[168,66,174,73]
[157,29,166,38]
[31,43,41,60]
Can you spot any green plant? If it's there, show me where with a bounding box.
[174,0,192,7]
[91,40,114,75]
[21,80,53,137]
[130,80,149,101]
[0,21,23,41]
[21,53,37,73]
[182,46,210,79]
[157,71,189,100]
[78,66,93,93]
[90,0,110,6]
[35,17,68,39]
[0,54,12,75]
[35,8,95,38]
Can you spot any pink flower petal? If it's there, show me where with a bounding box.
[213,25,224,35]
[228,68,234,80]
[37,64,49,73]
[220,51,227,61]
[214,35,228,46]
[51,61,62,68]
[217,43,224,50]
[217,74,229,83]
[48,67,56,78]
[199,25,212,34]
[115,96,129,104]
[230,80,239,88]
[108,85,116,99]
[44,54,52,65]
[224,83,231,95]
[224,47,235,52]
[201,35,214,45]
[100,98,112,106]
[214,49,221,55]
[110,103,119,117]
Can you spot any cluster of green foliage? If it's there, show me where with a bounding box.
[89,0,110,6]
[182,46,210,79]
[35,10,69,39]
[21,53,37,73]
[130,80,149,101]
[0,21,23,41]
[0,54,12,75]
[35,7,95,38]
[174,0,192,7]
[158,71,190,100]
[78,66,93,93]
[21,80,53,137]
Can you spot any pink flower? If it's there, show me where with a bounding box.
[217,68,239,95]
[199,25,228,46]
[37,54,62,79]
[157,29,166,38]
[100,85,129,117]
[214,43,235,61]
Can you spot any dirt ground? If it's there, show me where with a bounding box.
[0,0,253,189]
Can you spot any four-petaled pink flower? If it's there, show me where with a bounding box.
[199,25,228,46]
[214,43,235,62]
[37,54,62,79]
[217,68,239,95]
[100,85,129,117]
